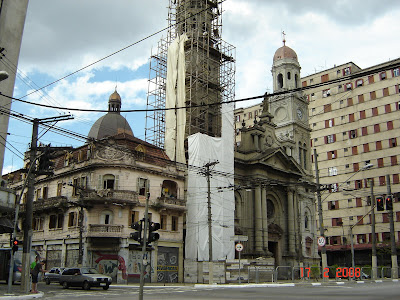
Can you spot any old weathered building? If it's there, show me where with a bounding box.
[0,91,186,283]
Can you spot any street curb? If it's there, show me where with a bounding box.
[0,291,43,299]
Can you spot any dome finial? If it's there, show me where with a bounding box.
[282,30,286,46]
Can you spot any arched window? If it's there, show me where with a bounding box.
[295,74,298,88]
[103,174,115,189]
[303,143,307,169]
[287,72,291,80]
[277,73,283,89]
[304,213,309,229]
[100,210,113,225]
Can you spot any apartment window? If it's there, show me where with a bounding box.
[352,146,358,155]
[370,91,376,100]
[235,115,240,122]
[332,218,343,227]
[363,143,370,153]
[387,121,394,130]
[302,81,307,87]
[368,75,375,83]
[355,180,362,189]
[254,110,258,117]
[383,87,389,97]
[343,67,351,76]
[376,141,382,150]
[396,85,400,94]
[248,112,252,119]
[393,174,399,184]
[372,107,378,116]
[171,216,178,231]
[100,210,113,225]
[328,150,337,160]
[324,104,331,112]
[353,163,359,172]
[391,156,398,166]
[360,110,366,119]
[244,113,247,118]
[138,178,149,196]
[330,183,339,193]
[321,74,329,83]
[374,124,380,133]
[384,104,391,113]
[33,217,44,231]
[310,78,314,83]
[103,174,115,190]
[349,129,357,139]
[390,138,397,148]
[362,127,368,136]
[382,214,389,223]
[326,134,336,144]
[356,198,362,207]
[328,167,338,176]
[377,158,384,168]
[345,83,353,91]
[358,234,366,244]
[35,188,41,201]
[130,211,139,226]
[380,71,387,80]
[68,212,78,227]
[49,214,64,229]
[379,176,386,186]
[356,79,363,87]
[358,94,364,104]
[73,178,79,196]
[323,89,331,97]
[160,215,167,230]
[328,200,339,210]
[393,68,400,77]
[347,98,353,106]
[349,113,355,122]
[325,119,334,128]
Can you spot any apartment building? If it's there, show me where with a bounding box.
[303,59,400,265]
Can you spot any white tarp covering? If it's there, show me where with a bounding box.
[165,34,188,164]
[186,102,235,261]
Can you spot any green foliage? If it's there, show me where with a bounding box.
[310,264,321,280]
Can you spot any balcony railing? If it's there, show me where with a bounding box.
[87,224,124,237]
[154,196,186,211]
[82,189,139,205]
[20,196,68,213]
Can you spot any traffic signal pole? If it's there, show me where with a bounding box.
[139,192,150,300]
[370,180,377,280]
[386,175,398,279]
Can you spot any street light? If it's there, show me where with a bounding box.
[0,70,9,81]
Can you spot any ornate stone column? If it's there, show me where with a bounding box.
[261,186,269,252]
[287,188,296,255]
[255,185,263,253]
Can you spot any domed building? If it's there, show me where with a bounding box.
[88,90,134,140]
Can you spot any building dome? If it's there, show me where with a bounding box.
[88,90,134,140]
[273,45,298,62]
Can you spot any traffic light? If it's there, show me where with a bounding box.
[38,145,54,173]
[147,221,160,244]
[130,220,143,245]
[376,196,384,211]
[12,239,19,254]
[386,195,393,210]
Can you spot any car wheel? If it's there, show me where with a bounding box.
[45,278,51,285]
[83,281,90,290]
[103,285,109,290]
[62,281,69,289]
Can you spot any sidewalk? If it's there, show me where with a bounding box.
[0,284,44,300]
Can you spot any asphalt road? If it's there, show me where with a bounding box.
[2,281,400,300]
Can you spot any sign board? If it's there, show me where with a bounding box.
[230,235,248,242]
[235,243,244,252]
[317,236,326,247]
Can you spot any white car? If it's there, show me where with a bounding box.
[59,267,112,290]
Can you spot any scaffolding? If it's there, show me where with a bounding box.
[145,0,235,148]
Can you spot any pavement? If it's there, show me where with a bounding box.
[1,279,399,299]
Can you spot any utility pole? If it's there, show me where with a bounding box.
[386,175,398,279]
[370,179,377,280]
[21,115,73,293]
[313,149,327,280]
[200,160,219,284]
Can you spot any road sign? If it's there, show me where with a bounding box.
[317,236,326,247]
[235,243,244,252]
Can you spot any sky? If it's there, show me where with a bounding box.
[2,0,400,174]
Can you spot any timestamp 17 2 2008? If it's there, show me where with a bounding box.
[300,267,361,278]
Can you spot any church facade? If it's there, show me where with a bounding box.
[234,42,319,268]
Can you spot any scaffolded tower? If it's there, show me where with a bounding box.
[145,0,235,148]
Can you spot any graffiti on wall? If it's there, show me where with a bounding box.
[157,247,179,283]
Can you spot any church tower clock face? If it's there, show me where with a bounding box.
[296,108,303,120]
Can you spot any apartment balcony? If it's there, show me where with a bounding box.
[152,196,186,212]
[20,196,69,213]
[87,224,124,238]
[81,189,139,206]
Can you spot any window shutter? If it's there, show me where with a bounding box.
[98,175,102,190]
[336,200,339,209]
[146,179,150,195]
[137,177,140,193]
[115,175,119,190]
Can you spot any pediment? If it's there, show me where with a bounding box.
[259,148,303,176]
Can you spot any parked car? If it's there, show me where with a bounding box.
[44,267,65,284]
[59,267,112,290]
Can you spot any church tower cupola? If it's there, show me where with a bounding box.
[271,32,301,92]
[108,88,122,113]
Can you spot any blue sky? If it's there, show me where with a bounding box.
[3,0,400,174]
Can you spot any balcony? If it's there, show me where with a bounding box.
[20,196,68,213]
[153,196,186,212]
[82,189,139,206]
[87,224,124,238]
